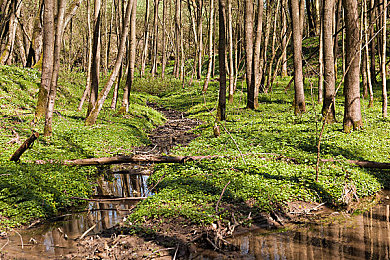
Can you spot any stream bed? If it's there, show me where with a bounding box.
[3,189,390,259]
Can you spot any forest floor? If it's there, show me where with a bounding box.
[1,66,390,258]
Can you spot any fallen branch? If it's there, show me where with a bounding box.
[320,158,390,169]
[10,131,39,162]
[71,196,146,203]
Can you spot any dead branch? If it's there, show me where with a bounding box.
[10,131,39,162]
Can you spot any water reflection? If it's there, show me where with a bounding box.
[230,196,390,259]
[0,165,150,258]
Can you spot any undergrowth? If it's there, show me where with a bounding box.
[0,66,165,231]
[128,77,390,226]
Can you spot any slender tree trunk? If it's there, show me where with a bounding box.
[322,0,336,123]
[78,0,93,112]
[35,0,54,121]
[87,0,102,117]
[360,3,368,98]
[227,0,234,103]
[291,0,306,114]
[369,0,377,84]
[122,0,137,113]
[281,0,288,77]
[318,0,324,103]
[151,0,160,76]
[106,0,114,72]
[0,0,22,65]
[110,65,121,110]
[364,0,374,107]
[174,0,181,78]
[244,0,254,109]
[196,0,203,79]
[381,0,387,118]
[252,0,264,105]
[44,0,67,137]
[26,0,43,68]
[141,0,150,77]
[203,0,214,92]
[161,0,167,78]
[217,0,226,121]
[343,0,362,132]
[265,0,280,92]
[85,0,134,126]
[333,0,342,77]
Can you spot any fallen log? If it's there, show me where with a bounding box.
[10,131,39,162]
[71,196,146,203]
[320,158,390,169]
[63,154,223,166]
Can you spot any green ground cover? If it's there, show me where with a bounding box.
[0,66,165,231]
[128,77,390,227]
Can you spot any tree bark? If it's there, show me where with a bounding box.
[44,0,67,137]
[10,131,39,162]
[141,0,150,77]
[78,0,93,112]
[281,0,288,77]
[202,0,214,92]
[122,0,137,113]
[322,0,336,123]
[382,0,387,118]
[34,0,55,121]
[217,0,227,121]
[150,0,160,77]
[343,0,362,132]
[291,0,306,114]
[87,0,102,117]
[227,0,234,103]
[85,0,134,126]
[244,0,254,109]
[161,0,167,78]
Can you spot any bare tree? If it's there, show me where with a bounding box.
[202,0,214,92]
[342,0,362,132]
[217,0,226,121]
[322,0,336,122]
[290,0,306,114]
[85,0,134,126]
[381,0,387,118]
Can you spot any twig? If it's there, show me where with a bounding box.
[0,237,10,251]
[219,123,246,164]
[173,245,179,260]
[145,173,166,197]
[216,181,231,214]
[13,230,23,249]
[78,223,97,240]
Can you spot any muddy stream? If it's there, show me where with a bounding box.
[2,105,390,259]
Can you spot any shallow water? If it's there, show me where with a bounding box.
[3,178,390,259]
[1,165,150,258]
[230,191,390,259]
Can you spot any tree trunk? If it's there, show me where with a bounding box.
[44,0,67,137]
[281,0,288,77]
[174,0,181,78]
[34,0,54,121]
[26,0,43,68]
[381,0,387,118]
[202,0,214,92]
[342,0,362,132]
[227,0,234,103]
[265,0,280,92]
[291,0,306,114]
[85,0,134,126]
[78,0,93,112]
[364,0,374,107]
[150,0,160,77]
[252,0,264,105]
[0,0,21,65]
[87,0,102,117]
[244,0,254,109]
[141,0,150,77]
[322,0,336,123]
[161,0,167,78]
[318,0,324,103]
[369,0,377,84]
[196,0,203,80]
[122,0,137,113]
[217,0,226,121]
